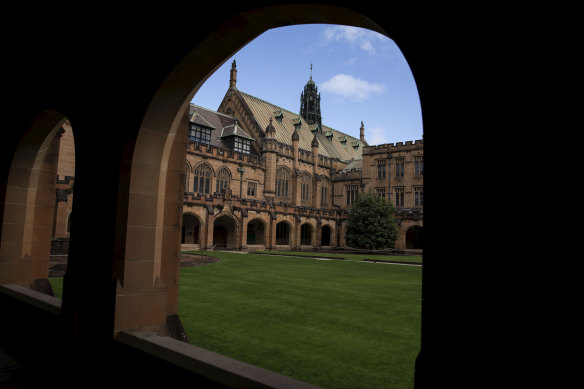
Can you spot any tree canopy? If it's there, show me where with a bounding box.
[345,192,398,250]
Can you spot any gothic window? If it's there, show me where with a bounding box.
[300,173,311,203]
[346,184,358,205]
[376,159,386,179]
[193,163,211,194]
[414,186,424,206]
[216,167,231,194]
[189,124,212,145]
[375,188,386,198]
[247,181,257,197]
[395,187,405,207]
[414,156,424,176]
[321,177,329,205]
[395,157,405,177]
[276,167,290,199]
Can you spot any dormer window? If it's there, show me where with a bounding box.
[273,110,283,123]
[325,131,334,141]
[292,117,302,130]
[352,140,360,150]
[340,135,348,145]
[220,120,255,154]
[233,137,250,154]
[189,124,212,146]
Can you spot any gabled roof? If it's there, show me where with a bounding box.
[220,120,254,140]
[236,90,364,162]
[189,104,257,153]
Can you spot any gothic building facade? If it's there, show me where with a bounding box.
[182,61,423,252]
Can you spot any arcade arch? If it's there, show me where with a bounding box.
[213,214,238,249]
[0,110,74,293]
[246,218,266,246]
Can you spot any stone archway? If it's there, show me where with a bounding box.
[406,226,423,249]
[182,213,201,245]
[247,219,266,245]
[321,225,331,246]
[213,214,238,249]
[300,223,313,246]
[275,221,291,245]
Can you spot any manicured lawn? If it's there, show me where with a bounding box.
[255,250,423,264]
[179,251,421,389]
[49,251,422,388]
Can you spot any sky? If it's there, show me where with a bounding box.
[191,24,423,145]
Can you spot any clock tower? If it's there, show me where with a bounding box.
[300,64,322,131]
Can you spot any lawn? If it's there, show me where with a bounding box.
[254,250,423,264]
[48,251,422,388]
[179,251,421,389]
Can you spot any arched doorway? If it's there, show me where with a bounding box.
[321,225,331,246]
[406,226,423,249]
[275,221,290,245]
[181,214,200,244]
[247,219,265,245]
[213,214,237,249]
[300,223,313,246]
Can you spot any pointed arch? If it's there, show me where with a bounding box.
[216,166,231,194]
[300,171,312,204]
[193,162,212,194]
[320,175,330,205]
[275,166,292,199]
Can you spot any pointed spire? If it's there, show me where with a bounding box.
[311,134,319,148]
[229,59,237,88]
[265,117,276,138]
[360,121,365,142]
[292,128,300,142]
[310,63,313,80]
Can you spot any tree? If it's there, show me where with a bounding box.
[345,192,398,251]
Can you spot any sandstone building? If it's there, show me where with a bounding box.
[182,61,423,252]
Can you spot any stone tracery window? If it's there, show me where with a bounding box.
[193,163,211,194]
[300,173,311,203]
[275,167,290,199]
[216,167,231,194]
[321,177,329,205]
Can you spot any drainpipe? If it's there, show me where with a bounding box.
[237,166,245,198]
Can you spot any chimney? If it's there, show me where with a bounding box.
[360,121,365,142]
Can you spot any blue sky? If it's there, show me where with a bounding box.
[192,24,423,145]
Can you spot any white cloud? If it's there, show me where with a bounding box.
[367,127,389,145]
[320,74,386,102]
[322,26,386,55]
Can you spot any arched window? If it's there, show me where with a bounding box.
[300,173,311,203]
[320,176,329,205]
[275,167,290,199]
[193,163,211,194]
[216,167,231,194]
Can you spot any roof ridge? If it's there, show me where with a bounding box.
[237,90,359,141]
[191,103,236,119]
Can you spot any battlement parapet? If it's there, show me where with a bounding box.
[363,139,423,155]
[188,141,265,167]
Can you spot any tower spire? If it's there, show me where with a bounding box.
[300,64,322,131]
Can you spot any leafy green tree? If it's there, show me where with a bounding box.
[345,192,398,250]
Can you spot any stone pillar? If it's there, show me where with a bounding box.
[204,205,215,249]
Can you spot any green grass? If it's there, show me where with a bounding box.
[255,250,423,264]
[49,277,63,300]
[49,251,422,388]
[179,251,421,389]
